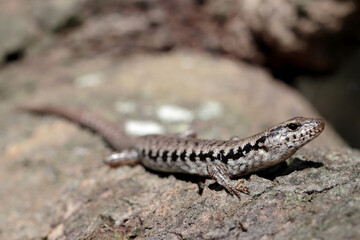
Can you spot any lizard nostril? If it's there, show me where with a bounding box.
[315,119,325,130]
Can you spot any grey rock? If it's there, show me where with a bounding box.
[0,9,35,63]
[31,0,82,32]
[0,52,356,239]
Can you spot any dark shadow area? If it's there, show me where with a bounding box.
[53,17,82,33]
[144,167,207,195]
[145,157,324,196]
[145,168,239,196]
[255,158,324,181]
[208,181,226,194]
[3,49,25,63]
[206,158,324,195]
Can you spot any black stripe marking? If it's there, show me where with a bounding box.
[225,149,234,159]
[243,143,252,153]
[195,150,216,162]
[171,151,178,161]
[208,150,215,161]
[218,149,227,163]
[148,149,160,161]
[146,135,268,164]
[154,150,160,159]
[218,136,267,162]
[235,147,245,158]
[197,151,205,161]
[180,150,187,161]
[189,152,196,161]
[162,150,169,162]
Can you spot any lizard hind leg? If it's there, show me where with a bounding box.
[104,149,140,168]
[206,162,249,199]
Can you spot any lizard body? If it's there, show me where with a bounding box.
[22,105,325,198]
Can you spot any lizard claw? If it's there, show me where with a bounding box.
[235,180,250,195]
[223,180,250,199]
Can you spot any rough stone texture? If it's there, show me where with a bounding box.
[0,0,37,63]
[31,0,82,32]
[0,0,358,238]
[223,0,358,73]
[1,0,358,75]
[0,0,82,63]
[0,52,357,239]
[77,0,359,74]
[2,0,357,147]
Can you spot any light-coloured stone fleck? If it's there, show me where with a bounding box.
[114,100,137,115]
[197,101,223,120]
[157,105,194,123]
[74,72,104,88]
[125,120,165,136]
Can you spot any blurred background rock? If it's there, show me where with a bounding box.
[1,1,360,239]
[0,0,359,147]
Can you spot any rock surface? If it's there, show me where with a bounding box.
[0,0,36,63]
[0,0,81,63]
[65,0,360,74]
[1,0,359,75]
[0,52,358,239]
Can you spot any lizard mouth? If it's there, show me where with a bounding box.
[314,118,325,132]
[311,118,325,138]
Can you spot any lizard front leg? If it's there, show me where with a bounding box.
[207,161,249,199]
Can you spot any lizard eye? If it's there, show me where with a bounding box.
[287,123,299,131]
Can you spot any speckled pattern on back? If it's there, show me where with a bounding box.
[22,106,325,197]
[136,117,324,177]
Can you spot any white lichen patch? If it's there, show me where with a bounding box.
[170,123,192,134]
[125,120,165,136]
[74,72,104,88]
[157,105,194,123]
[197,101,223,120]
[114,100,137,114]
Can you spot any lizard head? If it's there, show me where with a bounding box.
[261,117,325,161]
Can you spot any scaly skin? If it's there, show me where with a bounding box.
[22,105,325,198]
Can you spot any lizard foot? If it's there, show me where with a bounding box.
[235,180,250,195]
[207,162,250,199]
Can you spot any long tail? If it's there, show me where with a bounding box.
[20,105,134,151]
